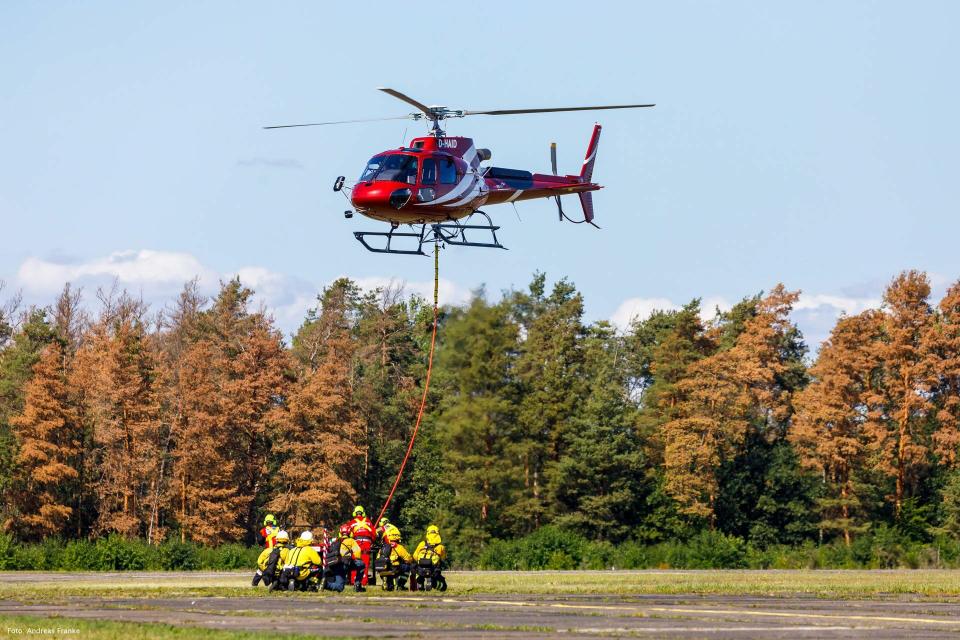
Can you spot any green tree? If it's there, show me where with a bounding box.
[548,322,647,541]
[512,277,587,532]
[433,293,520,544]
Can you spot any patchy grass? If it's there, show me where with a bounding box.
[3,569,960,601]
[0,614,359,639]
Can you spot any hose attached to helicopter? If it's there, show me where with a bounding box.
[374,232,440,527]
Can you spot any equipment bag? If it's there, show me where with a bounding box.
[264,546,282,578]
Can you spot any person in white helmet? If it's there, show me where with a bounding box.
[253,530,289,587]
[280,530,323,591]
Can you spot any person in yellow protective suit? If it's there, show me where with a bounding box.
[253,530,289,587]
[377,517,402,544]
[412,524,447,591]
[338,524,367,592]
[378,526,413,591]
[281,531,323,591]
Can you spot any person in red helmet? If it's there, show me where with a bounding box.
[345,505,375,585]
[338,524,367,592]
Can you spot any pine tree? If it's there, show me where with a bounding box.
[513,277,587,531]
[268,348,365,525]
[867,271,937,516]
[547,322,647,540]
[74,293,162,538]
[662,285,800,521]
[168,279,288,542]
[434,293,520,540]
[270,279,366,526]
[0,310,58,526]
[9,341,81,539]
[790,311,885,544]
[928,281,960,466]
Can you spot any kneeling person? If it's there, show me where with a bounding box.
[412,524,447,591]
[375,527,412,591]
[253,529,289,586]
[282,530,323,591]
[338,524,367,592]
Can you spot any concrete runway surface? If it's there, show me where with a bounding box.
[3,571,960,638]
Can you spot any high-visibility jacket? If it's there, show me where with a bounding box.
[413,532,446,566]
[286,540,322,580]
[257,546,288,571]
[348,517,375,542]
[259,525,279,548]
[339,536,363,561]
[380,523,402,543]
[386,541,413,565]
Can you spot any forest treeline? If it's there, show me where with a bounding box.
[1,270,960,564]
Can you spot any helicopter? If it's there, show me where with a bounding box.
[265,88,654,255]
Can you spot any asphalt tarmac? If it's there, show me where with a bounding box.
[3,572,960,638]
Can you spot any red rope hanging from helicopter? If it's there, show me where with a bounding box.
[374,239,440,527]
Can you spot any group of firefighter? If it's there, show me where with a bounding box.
[252,506,447,593]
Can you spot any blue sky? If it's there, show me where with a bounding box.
[2,2,958,348]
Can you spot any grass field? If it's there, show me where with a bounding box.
[3,569,960,600]
[4,571,960,638]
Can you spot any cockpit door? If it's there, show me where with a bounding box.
[418,156,438,202]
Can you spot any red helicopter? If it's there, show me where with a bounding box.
[265,88,654,255]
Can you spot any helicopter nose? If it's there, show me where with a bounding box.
[352,184,413,210]
[351,183,390,209]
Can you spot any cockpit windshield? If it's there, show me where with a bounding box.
[359,154,419,184]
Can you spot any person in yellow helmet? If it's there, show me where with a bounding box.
[412,525,447,591]
[374,524,413,591]
[259,514,279,548]
[253,530,289,587]
[372,516,402,587]
[344,506,374,585]
[279,531,323,591]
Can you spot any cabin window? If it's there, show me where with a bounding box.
[361,154,419,184]
[359,155,385,182]
[421,158,437,184]
[439,158,458,185]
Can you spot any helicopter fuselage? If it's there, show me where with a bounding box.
[350,134,601,225]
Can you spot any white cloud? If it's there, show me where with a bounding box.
[794,293,880,316]
[611,295,732,329]
[17,250,218,294]
[611,291,884,351]
[9,249,474,339]
[611,297,679,329]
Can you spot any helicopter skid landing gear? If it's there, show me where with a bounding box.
[353,225,429,256]
[433,211,506,250]
[352,212,507,256]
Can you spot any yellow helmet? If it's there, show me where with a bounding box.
[426,524,439,535]
[264,514,277,526]
[353,505,365,517]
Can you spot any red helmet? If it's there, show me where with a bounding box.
[339,524,350,538]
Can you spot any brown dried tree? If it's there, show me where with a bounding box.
[9,341,81,539]
[73,293,162,538]
[790,311,885,544]
[866,271,938,516]
[662,285,799,520]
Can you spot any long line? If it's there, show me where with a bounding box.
[375,238,440,526]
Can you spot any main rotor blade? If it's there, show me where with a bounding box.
[263,115,412,129]
[463,103,655,116]
[377,87,434,117]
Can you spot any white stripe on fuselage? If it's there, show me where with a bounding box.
[506,190,524,202]
[424,173,474,205]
